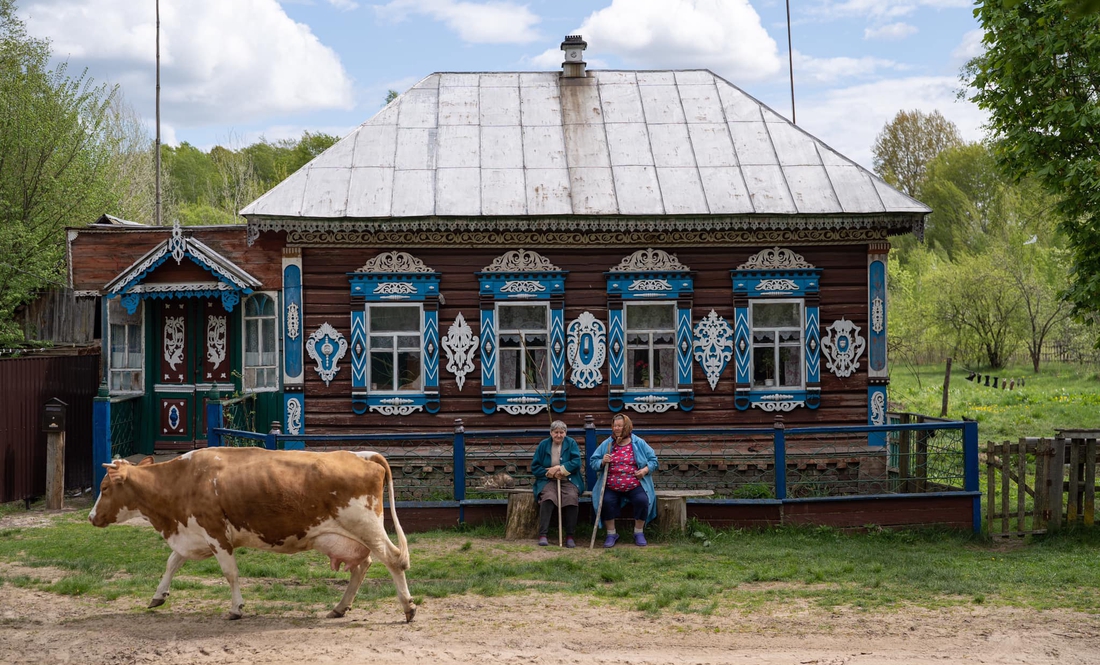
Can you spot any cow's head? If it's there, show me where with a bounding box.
[89,456,154,527]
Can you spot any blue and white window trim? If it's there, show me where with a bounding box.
[477,249,567,415]
[347,251,441,416]
[731,247,822,412]
[606,248,694,413]
[867,242,890,446]
[282,248,304,441]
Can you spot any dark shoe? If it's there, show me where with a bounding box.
[603,534,619,548]
[538,536,549,546]
[634,532,648,547]
[565,537,576,548]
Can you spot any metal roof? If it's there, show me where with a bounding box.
[240,70,929,220]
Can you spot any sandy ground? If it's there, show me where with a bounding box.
[2,506,1099,664]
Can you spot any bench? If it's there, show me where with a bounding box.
[655,489,714,533]
[502,487,714,539]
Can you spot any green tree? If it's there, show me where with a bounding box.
[965,1,1100,335]
[385,89,399,105]
[930,251,1024,369]
[917,144,1013,257]
[872,110,964,197]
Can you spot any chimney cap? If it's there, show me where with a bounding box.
[561,34,587,50]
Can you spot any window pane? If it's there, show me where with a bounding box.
[527,348,548,389]
[498,304,546,330]
[246,296,261,317]
[260,295,275,316]
[499,333,522,349]
[626,332,647,346]
[244,367,258,387]
[397,351,422,390]
[397,335,420,350]
[655,347,676,389]
[753,302,800,328]
[778,346,802,387]
[110,372,122,391]
[499,349,520,390]
[245,319,259,367]
[753,331,774,344]
[110,324,125,367]
[753,348,776,386]
[653,332,675,347]
[370,306,420,332]
[628,348,650,389]
[127,325,143,368]
[627,304,675,331]
[371,351,395,390]
[523,332,547,348]
[262,319,276,354]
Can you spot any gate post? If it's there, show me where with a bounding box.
[453,417,466,503]
[92,382,112,499]
[963,419,980,534]
[773,415,786,503]
[206,385,224,447]
[584,415,597,491]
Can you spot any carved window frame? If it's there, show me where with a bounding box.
[107,297,145,396]
[731,248,822,412]
[243,292,281,393]
[347,252,441,416]
[605,249,695,414]
[476,250,567,416]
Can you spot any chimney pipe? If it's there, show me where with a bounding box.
[560,35,587,78]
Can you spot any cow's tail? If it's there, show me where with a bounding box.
[369,452,410,571]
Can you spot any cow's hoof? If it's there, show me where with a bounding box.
[327,609,346,619]
[228,612,243,621]
[148,597,166,608]
[405,606,416,623]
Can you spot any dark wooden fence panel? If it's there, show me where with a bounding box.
[0,350,100,503]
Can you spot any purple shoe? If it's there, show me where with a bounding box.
[603,534,619,548]
[634,532,648,547]
[565,537,576,548]
[538,536,549,546]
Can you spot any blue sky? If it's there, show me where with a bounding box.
[19,0,986,169]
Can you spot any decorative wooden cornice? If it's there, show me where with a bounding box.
[736,247,815,271]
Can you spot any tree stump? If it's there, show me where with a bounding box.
[656,496,686,533]
[503,490,538,540]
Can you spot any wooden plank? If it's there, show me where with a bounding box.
[1033,438,1049,533]
[1068,438,1080,524]
[986,440,995,529]
[1049,437,1066,532]
[1016,439,1026,533]
[1085,438,1096,527]
[1000,440,1010,536]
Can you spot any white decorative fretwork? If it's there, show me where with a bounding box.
[871,297,884,334]
[751,400,803,412]
[506,396,543,404]
[610,248,690,272]
[499,281,546,293]
[373,282,418,295]
[755,278,799,292]
[497,403,549,415]
[286,397,302,435]
[820,318,867,379]
[482,249,559,273]
[163,316,185,371]
[356,251,434,273]
[370,404,424,416]
[306,322,348,386]
[737,247,815,270]
[567,311,606,390]
[206,315,227,370]
[870,391,886,426]
[286,303,300,340]
[628,279,672,291]
[692,310,733,390]
[168,221,186,264]
[442,313,476,390]
[626,394,678,414]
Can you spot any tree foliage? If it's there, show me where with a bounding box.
[965,0,1100,334]
[872,110,964,197]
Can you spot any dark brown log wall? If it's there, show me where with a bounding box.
[300,244,873,434]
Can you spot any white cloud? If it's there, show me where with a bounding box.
[796,76,987,170]
[374,0,541,44]
[864,22,918,41]
[952,29,985,62]
[22,0,354,128]
[328,0,360,9]
[815,0,969,21]
[794,51,900,84]
[530,0,781,81]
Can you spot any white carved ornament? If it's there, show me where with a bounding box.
[370,404,424,416]
[374,282,418,295]
[499,281,545,293]
[871,297,885,334]
[497,403,548,415]
[306,322,349,386]
[286,397,302,435]
[442,313,477,391]
[755,279,799,292]
[821,318,867,378]
[206,315,227,370]
[483,249,560,273]
[610,248,690,272]
[286,303,300,340]
[626,395,678,414]
[737,247,815,270]
[163,316,185,371]
[567,311,606,390]
[870,391,886,426]
[751,400,803,412]
[628,279,672,291]
[692,310,733,391]
[357,251,434,273]
[168,221,186,264]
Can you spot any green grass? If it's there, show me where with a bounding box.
[2,511,1100,616]
[890,362,1100,442]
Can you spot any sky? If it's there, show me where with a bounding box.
[17,0,987,170]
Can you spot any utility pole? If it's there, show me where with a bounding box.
[155,0,162,226]
[786,0,796,124]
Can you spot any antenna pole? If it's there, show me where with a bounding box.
[786,0,796,124]
[155,0,162,226]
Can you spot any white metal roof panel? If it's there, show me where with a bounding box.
[482,169,527,216]
[688,124,737,168]
[299,167,351,217]
[599,83,646,123]
[873,178,930,212]
[440,73,479,87]
[649,123,696,168]
[522,125,567,169]
[397,89,438,128]
[639,85,687,124]
[699,167,754,214]
[436,125,479,168]
[438,85,479,125]
[741,165,797,213]
[519,85,561,126]
[729,121,779,165]
[436,168,481,215]
[351,125,397,168]
[346,167,393,217]
[784,165,841,214]
[526,168,572,215]
[612,165,663,215]
[480,86,521,126]
[605,123,654,167]
[394,128,436,170]
[563,124,611,168]
[636,71,676,85]
[568,167,618,214]
[679,84,724,123]
[657,167,708,214]
[824,163,885,213]
[560,84,604,125]
[390,170,435,216]
[481,126,523,169]
[769,123,823,166]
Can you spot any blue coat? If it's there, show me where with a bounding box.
[589,434,658,525]
[531,436,584,499]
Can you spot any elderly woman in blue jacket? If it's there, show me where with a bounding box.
[589,414,658,547]
[531,420,584,548]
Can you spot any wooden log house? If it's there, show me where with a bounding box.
[69,36,927,455]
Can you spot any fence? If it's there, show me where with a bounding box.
[188,406,981,532]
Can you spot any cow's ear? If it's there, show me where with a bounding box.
[137,456,155,467]
[105,463,126,483]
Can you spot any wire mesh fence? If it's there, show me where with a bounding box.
[109,396,140,458]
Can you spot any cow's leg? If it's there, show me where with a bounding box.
[150,551,188,608]
[211,547,245,620]
[383,562,416,623]
[328,555,372,618]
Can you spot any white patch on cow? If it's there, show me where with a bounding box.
[179,450,196,460]
[353,450,379,460]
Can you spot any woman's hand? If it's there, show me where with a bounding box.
[634,467,648,479]
[602,454,612,466]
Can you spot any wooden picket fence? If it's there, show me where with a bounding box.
[985,430,1099,537]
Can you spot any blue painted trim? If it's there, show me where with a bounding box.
[868,385,888,447]
[474,272,565,300]
[424,309,440,413]
[783,491,982,505]
[550,308,565,388]
[347,272,441,302]
[117,250,251,301]
[731,269,822,296]
[805,306,820,384]
[774,423,787,501]
[206,400,224,447]
[676,306,692,388]
[283,264,303,380]
[479,308,496,414]
[453,424,466,502]
[963,420,981,533]
[869,260,887,372]
[92,395,111,498]
[608,309,625,388]
[283,392,304,445]
[350,310,366,414]
[605,271,693,300]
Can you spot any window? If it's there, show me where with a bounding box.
[244,294,279,390]
[109,298,143,393]
[750,301,803,389]
[625,304,677,390]
[368,305,422,392]
[497,304,549,392]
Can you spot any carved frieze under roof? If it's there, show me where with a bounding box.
[482,249,560,273]
[609,248,690,272]
[736,247,816,271]
[356,250,434,273]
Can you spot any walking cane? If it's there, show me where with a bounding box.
[589,461,609,549]
[556,478,563,547]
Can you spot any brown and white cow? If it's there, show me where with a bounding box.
[89,447,415,621]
